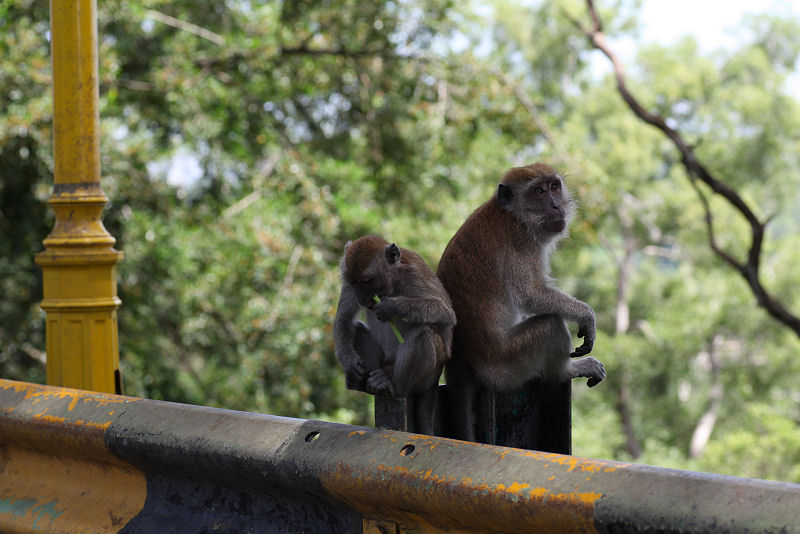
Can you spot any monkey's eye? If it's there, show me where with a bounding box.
[550,181,561,192]
[533,186,546,195]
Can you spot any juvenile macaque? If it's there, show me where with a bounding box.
[334,235,456,434]
[437,163,605,442]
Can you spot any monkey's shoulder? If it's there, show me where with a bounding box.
[396,250,438,279]
[398,248,431,268]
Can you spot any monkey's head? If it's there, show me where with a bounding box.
[497,163,575,235]
[342,235,401,308]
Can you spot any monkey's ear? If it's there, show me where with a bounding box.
[385,243,401,264]
[497,183,513,206]
[344,240,353,251]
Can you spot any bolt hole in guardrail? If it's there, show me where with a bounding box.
[305,431,321,443]
[400,443,415,456]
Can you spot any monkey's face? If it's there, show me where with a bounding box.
[498,166,571,234]
[526,177,567,233]
[342,236,398,308]
[346,273,387,309]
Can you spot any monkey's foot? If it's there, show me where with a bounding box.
[567,356,605,387]
[585,357,605,387]
[366,369,395,397]
[345,361,370,392]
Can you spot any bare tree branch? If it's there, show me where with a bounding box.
[569,0,800,338]
[616,375,642,459]
[610,208,642,459]
[686,175,742,269]
[223,154,280,219]
[494,70,576,169]
[145,10,225,45]
[279,44,408,60]
[690,336,723,458]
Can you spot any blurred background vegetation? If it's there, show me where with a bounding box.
[2,0,800,482]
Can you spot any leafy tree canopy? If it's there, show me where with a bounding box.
[2,0,799,481]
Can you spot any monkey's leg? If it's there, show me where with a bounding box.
[353,321,385,369]
[390,328,441,397]
[411,383,439,436]
[505,315,605,387]
[353,321,386,392]
[502,315,605,388]
[473,314,573,392]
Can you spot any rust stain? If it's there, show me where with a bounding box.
[322,459,602,533]
[75,419,113,431]
[0,380,133,460]
[0,381,137,424]
[2,381,133,408]
[515,449,629,473]
[506,482,530,494]
[529,487,603,506]
[24,406,115,433]
[330,430,605,531]
[32,414,67,425]
[408,435,446,452]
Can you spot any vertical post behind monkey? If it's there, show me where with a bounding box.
[334,235,456,435]
[437,163,605,442]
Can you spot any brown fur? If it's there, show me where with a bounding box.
[437,163,605,442]
[334,236,456,434]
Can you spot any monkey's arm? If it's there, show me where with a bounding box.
[373,296,456,327]
[522,285,596,357]
[333,286,369,391]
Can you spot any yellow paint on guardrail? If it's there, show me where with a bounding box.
[0,381,146,533]
[319,431,603,533]
[0,445,146,533]
[2,379,800,533]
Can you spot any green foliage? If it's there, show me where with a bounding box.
[699,403,800,482]
[2,0,800,482]
[0,0,51,382]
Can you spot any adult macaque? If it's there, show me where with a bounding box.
[334,235,456,434]
[437,163,605,442]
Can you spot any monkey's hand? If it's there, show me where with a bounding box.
[365,368,395,397]
[571,307,596,358]
[373,297,401,322]
[343,359,369,392]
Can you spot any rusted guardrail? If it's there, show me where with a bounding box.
[0,378,798,533]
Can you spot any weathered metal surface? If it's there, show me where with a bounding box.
[104,398,362,533]
[36,0,123,394]
[0,380,146,533]
[1,379,800,533]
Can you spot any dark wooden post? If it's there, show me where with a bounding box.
[476,381,571,454]
[375,381,571,454]
[374,396,413,432]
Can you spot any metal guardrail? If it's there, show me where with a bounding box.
[0,378,798,533]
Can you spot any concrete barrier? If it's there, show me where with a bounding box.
[0,378,798,533]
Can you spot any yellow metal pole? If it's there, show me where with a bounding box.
[35,0,124,393]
